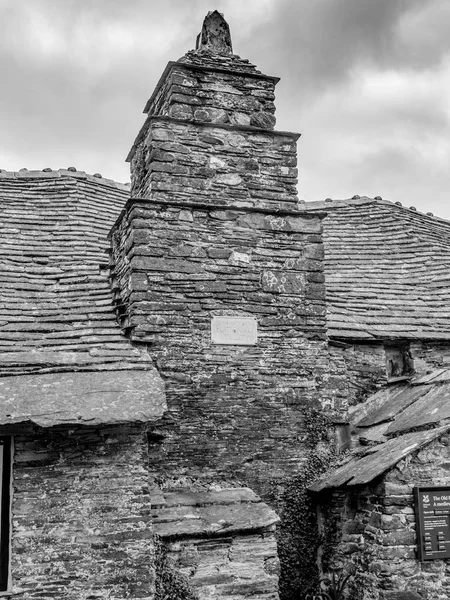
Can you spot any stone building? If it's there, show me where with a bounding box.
[312,370,450,600]
[302,197,450,600]
[0,172,167,598]
[1,10,450,600]
[304,199,450,599]
[303,196,450,406]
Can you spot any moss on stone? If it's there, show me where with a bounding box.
[154,536,199,600]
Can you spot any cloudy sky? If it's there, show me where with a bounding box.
[1,0,449,217]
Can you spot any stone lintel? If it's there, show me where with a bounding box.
[126,114,300,163]
[143,60,280,116]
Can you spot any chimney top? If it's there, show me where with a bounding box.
[195,11,233,55]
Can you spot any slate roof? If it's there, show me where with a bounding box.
[0,169,152,376]
[0,370,165,428]
[309,426,450,492]
[310,368,450,491]
[352,368,450,441]
[304,197,450,341]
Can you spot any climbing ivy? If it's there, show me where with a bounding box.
[154,536,199,600]
[269,407,340,600]
[302,406,334,448]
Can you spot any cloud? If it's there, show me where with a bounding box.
[0,0,275,178]
[396,0,450,68]
[295,57,450,214]
[0,0,449,218]
[250,0,449,91]
[0,0,195,176]
[245,0,450,216]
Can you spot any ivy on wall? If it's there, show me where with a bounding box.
[154,536,199,600]
[153,406,341,600]
[270,407,340,600]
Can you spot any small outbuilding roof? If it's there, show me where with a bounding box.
[310,426,450,492]
[304,197,450,341]
[310,368,450,491]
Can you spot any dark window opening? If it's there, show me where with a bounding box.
[384,343,414,382]
[0,437,11,592]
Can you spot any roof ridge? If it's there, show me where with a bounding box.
[0,168,130,192]
[303,196,450,225]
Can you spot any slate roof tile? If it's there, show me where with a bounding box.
[310,368,450,491]
[309,426,450,491]
[303,197,450,340]
[0,170,151,376]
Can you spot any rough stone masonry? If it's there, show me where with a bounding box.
[108,10,349,599]
[110,11,344,505]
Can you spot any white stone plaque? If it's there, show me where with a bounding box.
[211,316,257,346]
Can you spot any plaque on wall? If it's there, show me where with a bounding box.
[211,316,257,346]
[414,486,450,561]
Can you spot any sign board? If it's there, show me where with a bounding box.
[211,316,257,346]
[414,486,450,560]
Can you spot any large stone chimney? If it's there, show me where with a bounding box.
[126,10,300,210]
[110,12,333,493]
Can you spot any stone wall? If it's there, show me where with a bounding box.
[329,342,387,407]
[129,118,300,210]
[329,341,450,408]
[166,532,279,600]
[11,425,154,600]
[152,487,280,600]
[411,342,450,375]
[319,432,450,600]
[111,198,338,496]
[145,61,278,129]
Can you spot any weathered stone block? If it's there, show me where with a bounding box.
[207,247,232,259]
[170,92,202,106]
[381,530,415,546]
[229,111,252,126]
[250,112,276,129]
[194,107,229,123]
[261,271,305,294]
[169,103,193,119]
